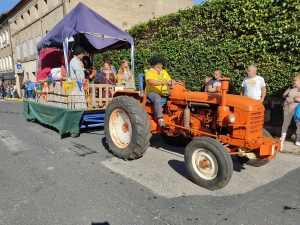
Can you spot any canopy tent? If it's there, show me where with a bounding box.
[36,2,134,76]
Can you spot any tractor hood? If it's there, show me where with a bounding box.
[169,86,264,112]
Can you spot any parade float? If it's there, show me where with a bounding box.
[23,2,134,137]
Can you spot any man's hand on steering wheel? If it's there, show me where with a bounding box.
[162,80,182,86]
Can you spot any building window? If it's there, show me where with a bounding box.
[0,35,2,48]
[36,35,41,53]
[0,58,2,71]
[16,44,21,60]
[5,30,9,45]
[35,4,38,10]
[27,10,30,15]
[36,34,41,43]
[44,0,47,4]
[23,41,27,58]
[2,33,6,47]
[5,57,8,70]
[2,58,6,70]
[1,32,6,48]
[9,56,12,70]
[29,38,34,56]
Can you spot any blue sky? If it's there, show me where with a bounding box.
[1,0,205,14]
[0,0,19,13]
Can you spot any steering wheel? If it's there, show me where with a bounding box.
[161,80,185,93]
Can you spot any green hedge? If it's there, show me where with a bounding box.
[95,0,300,96]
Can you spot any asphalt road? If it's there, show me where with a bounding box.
[0,100,300,225]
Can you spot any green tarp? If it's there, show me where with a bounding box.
[23,100,84,135]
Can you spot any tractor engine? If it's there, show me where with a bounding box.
[163,101,215,139]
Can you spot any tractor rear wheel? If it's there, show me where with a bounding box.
[236,128,272,167]
[184,136,233,190]
[104,96,151,160]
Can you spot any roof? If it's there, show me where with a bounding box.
[0,10,10,24]
[37,2,134,53]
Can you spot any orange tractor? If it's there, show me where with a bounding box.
[104,77,281,190]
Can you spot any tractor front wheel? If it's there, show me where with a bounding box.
[184,137,233,190]
[104,96,151,160]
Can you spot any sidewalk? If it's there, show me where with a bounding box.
[281,138,300,155]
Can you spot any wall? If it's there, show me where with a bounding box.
[8,0,65,96]
[65,0,194,30]
[0,15,14,84]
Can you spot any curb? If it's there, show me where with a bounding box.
[4,97,23,102]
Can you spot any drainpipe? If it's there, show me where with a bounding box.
[62,0,66,17]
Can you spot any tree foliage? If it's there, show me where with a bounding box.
[95,0,300,96]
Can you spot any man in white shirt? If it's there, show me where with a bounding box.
[69,45,85,80]
[240,65,266,102]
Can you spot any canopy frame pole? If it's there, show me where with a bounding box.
[63,38,70,78]
[130,44,134,85]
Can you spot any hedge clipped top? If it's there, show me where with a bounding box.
[95,0,300,97]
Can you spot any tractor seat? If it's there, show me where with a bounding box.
[138,74,167,106]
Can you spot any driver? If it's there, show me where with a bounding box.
[145,55,178,128]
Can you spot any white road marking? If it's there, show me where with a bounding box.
[102,140,300,198]
[0,130,24,153]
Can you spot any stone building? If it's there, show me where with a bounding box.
[7,0,194,96]
[0,11,14,84]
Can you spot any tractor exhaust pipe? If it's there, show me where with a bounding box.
[184,104,190,127]
[217,78,230,127]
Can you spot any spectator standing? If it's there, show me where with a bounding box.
[11,83,18,99]
[6,84,12,98]
[240,65,266,102]
[27,82,35,99]
[280,75,300,149]
[207,69,222,92]
[21,82,26,98]
[0,81,5,98]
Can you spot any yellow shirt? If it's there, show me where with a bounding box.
[145,68,171,96]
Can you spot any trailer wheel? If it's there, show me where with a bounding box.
[184,136,233,190]
[104,96,151,160]
[161,134,191,146]
[236,128,272,167]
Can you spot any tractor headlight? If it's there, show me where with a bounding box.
[228,113,236,123]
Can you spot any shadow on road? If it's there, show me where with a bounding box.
[91,222,110,225]
[168,159,190,181]
[231,155,246,172]
[26,119,70,139]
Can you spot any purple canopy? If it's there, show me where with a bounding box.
[37,2,134,53]
[36,2,135,77]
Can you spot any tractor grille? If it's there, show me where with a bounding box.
[249,112,264,134]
